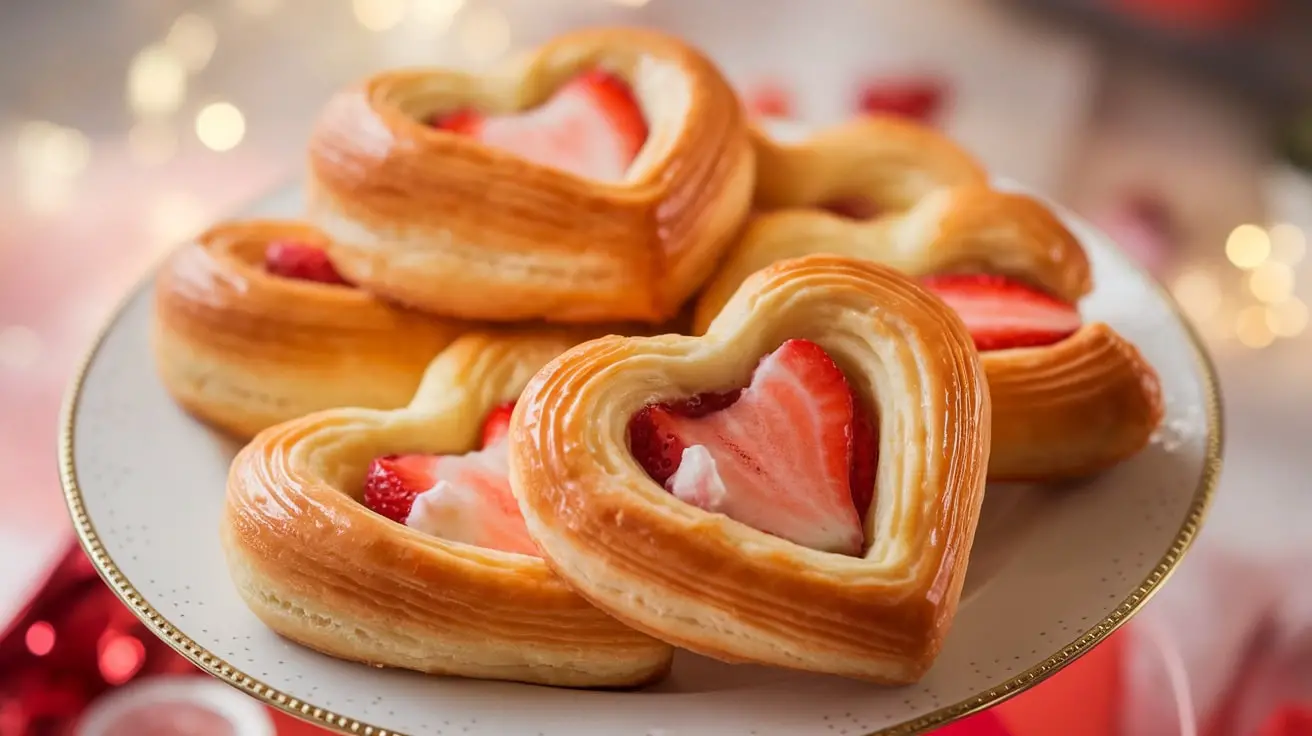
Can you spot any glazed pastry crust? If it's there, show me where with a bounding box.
[152,220,464,439]
[223,331,674,688]
[694,185,1093,330]
[510,255,991,684]
[693,182,1158,480]
[984,323,1163,481]
[307,26,755,324]
[752,115,989,212]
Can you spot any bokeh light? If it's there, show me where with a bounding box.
[1269,223,1307,265]
[165,14,218,72]
[1225,224,1270,269]
[126,46,187,117]
[1236,305,1275,348]
[24,621,55,656]
[411,0,464,29]
[353,0,407,32]
[1248,262,1295,304]
[1267,298,1309,338]
[98,633,146,685]
[195,102,246,152]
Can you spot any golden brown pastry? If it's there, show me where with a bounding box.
[152,219,464,438]
[307,27,755,325]
[692,120,1158,480]
[696,185,1093,327]
[510,255,991,684]
[223,331,674,687]
[751,115,989,213]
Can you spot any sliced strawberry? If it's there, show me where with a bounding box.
[746,81,794,118]
[431,108,481,135]
[264,241,351,286]
[480,401,516,448]
[922,274,1082,352]
[628,339,868,556]
[403,443,539,556]
[430,69,647,182]
[849,400,878,520]
[363,454,439,523]
[856,77,947,123]
[361,413,538,555]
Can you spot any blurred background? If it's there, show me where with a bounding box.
[2,0,1311,734]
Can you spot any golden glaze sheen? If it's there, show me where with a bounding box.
[752,116,989,212]
[152,220,464,439]
[224,332,673,687]
[510,256,992,684]
[693,158,1158,480]
[984,324,1163,480]
[694,186,1093,330]
[307,27,755,324]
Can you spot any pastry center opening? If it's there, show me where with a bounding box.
[429,70,648,184]
[627,339,877,557]
[360,401,539,556]
[263,240,353,287]
[920,274,1082,352]
[816,195,882,221]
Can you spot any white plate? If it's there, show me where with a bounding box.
[59,183,1220,736]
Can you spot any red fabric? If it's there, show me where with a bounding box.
[934,710,1012,735]
[1258,705,1312,736]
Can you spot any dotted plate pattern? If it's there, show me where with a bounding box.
[58,183,1222,736]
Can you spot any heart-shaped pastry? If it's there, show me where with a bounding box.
[153,220,465,438]
[694,122,1160,481]
[509,255,991,684]
[307,27,755,324]
[223,331,673,687]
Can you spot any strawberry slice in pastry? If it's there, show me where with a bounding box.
[628,339,877,556]
[922,274,1082,351]
[362,404,538,556]
[263,240,352,286]
[432,70,648,183]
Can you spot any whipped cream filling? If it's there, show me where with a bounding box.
[665,444,728,511]
[403,442,510,546]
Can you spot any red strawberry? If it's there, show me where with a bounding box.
[921,274,1082,352]
[363,454,440,523]
[856,77,947,123]
[480,401,516,448]
[746,81,794,119]
[431,69,647,182]
[362,407,539,555]
[849,401,878,520]
[264,241,351,286]
[628,339,870,556]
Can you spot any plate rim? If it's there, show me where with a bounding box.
[57,203,1225,736]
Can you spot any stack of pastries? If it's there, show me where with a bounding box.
[151,28,1163,688]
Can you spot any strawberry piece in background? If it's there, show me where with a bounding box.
[432,70,647,183]
[921,274,1083,352]
[745,80,795,119]
[855,77,949,123]
[264,241,351,286]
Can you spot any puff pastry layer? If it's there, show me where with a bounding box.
[510,255,991,684]
[307,27,755,324]
[224,331,673,687]
[152,220,463,438]
[694,131,1159,479]
[751,116,989,213]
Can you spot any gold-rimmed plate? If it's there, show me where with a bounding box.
[59,183,1220,736]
